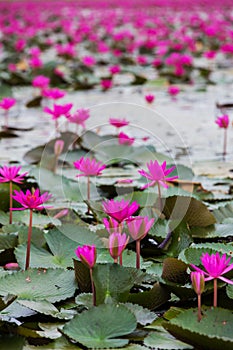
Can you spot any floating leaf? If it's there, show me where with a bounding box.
[62,304,137,348]
[144,329,193,349]
[123,303,157,326]
[162,258,188,284]
[163,307,233,350]
[0,269,77,303]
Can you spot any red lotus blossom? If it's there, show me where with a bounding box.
[138,160,178,189]
[0,97,16,110]
[109,232,129,262]
[215,115,229,129]
[66,108,90,128]
[118,132,134,145]
[102,198,139,223]
[32,75,50,89]
[75,245,97,269]
[191,252,233,284]
[126,216,155,241]
[145,94,155,104]
[44,103,73,120]
[109,117,129,128]
[0,165,27,184]
[12,189,52,210]
[74,157,106,177]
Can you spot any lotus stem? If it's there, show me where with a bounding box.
[25,209,33,270]
[213,278,217,307]
[136,239,140,269]
[197,294,202,322]
[157,182,162,213]
[9,181,13,224]
[223,128,227,159]
[4,110,8,129]
[90,267,96,306]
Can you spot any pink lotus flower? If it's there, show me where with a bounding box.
[191,252,233,284]
[109,65,121,74]
[215,115,229,129]
[0,97,16,110]
[66,108,90,128]
[103,217,121,234]
[191,271,205,295]
[101,79,113,90]
[126,216,155,241]
[29,56,43,69]
[102,198,139,223]
[138,160,178,189]
[74,157,106,177]
[0,165,27,184]
[32,75,50,89]
[109,117,129,128]
[12,188,52,211]
[168,86,180,96]
[204,51,216,59]
[44,103,73,120]
[42,88,66,100]
[15,38,26,52]
[109,232,129,262]
[75,245,96,269]
[118,132,134,145]
[145,94,155,104]
[56,43,76,58]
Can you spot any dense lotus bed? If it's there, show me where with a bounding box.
[1,0,233,349]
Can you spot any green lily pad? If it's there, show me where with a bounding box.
[62,304,137,348]
[0,268,77,303]
[144,329,193,349]
[163,307,233,350]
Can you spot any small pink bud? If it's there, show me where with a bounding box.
[4,262,20,270]
[54,140,64,156]
[191,271,205,295]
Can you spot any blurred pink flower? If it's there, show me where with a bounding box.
[12,188,52,211]
[102,198,139,223]
[138,160,178,189]
[82,56,96,66]
[66,108,90,128]
[109,232,129,261]
[42,88,66,100]
[126,216,155,241]
[101,79,113,90]
[15,38,26,52]
[145,94,155,104]
[118,132,134,145]
[215,114,229,129]
[0,165,27,183]
[168,86,180,96]
[44,103,73,120]
[74,157,106,177]
[0,97,16,110]
[109,117,129,128]
[191,252,233,284]
[32,75,50,89]
[29,56,43,69]
[109,65,121,74]
[204,51,216,59]
[75,245,96,269]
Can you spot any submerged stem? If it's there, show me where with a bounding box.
[25,209,33,270]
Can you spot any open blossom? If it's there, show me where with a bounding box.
[109,117,129,128]
[215,115,229,129]
[44,103,73,120]
[75,245,96,269]
[32,75,50,89]
[42,88,66,100]
[66,108,90,128]
[118,132,134,145]
[191,252,233,284]
[126,216,155,241]
[12,188,52,210]
[102,198,139,223]
[0,97,16,110]
[138,160,178,189]
[109,232,129,260]
[0,165,27,184]
[74,157,106,177]
[145,94,155,103]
